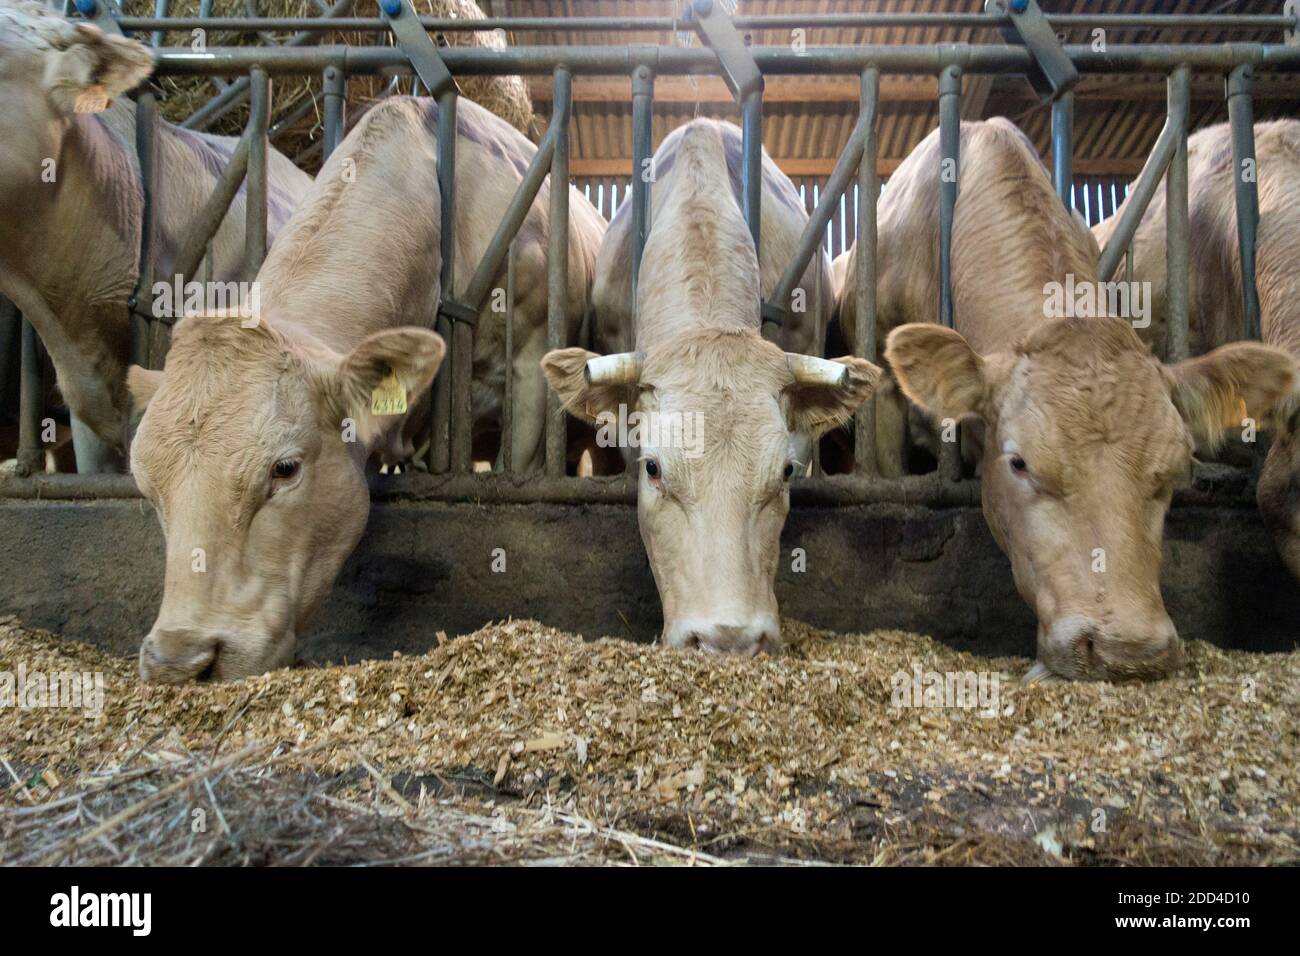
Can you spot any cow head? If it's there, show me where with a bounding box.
[887,316,1294,681]
[543,334,879,656]
[128,313,444,682]
[0,2,152,202]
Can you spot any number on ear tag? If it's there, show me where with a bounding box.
[74,85,110,114]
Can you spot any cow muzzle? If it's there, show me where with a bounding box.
[1036,612,1183,681]
[139,627,221,684]
[663,615,781,657]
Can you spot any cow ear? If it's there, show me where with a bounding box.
[1165,342,1296,448]
[886,324,1004,422]
[127,365,164,413]
[541,348,634,424]
[43,24,153,115]
[785,356,882,439]
[333,327,445,425]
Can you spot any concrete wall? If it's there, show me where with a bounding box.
[2,493,1297,664]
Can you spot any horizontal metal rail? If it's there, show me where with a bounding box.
[106,14,1300,34]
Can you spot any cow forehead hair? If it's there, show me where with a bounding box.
[641,328,791,394]
[0,1,85,54]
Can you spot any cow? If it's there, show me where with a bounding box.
[878,119,1295,682]
[127,95,605,682]
[1091,120,1300,581]
[542,119,880,657]
[0,1,312,470]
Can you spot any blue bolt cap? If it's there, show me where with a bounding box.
[381,0,403,16]
[74,0,97,14]
[1008,0,1030,12]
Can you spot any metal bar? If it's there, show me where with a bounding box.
[244,67,270,280]
[937,65,961,330]
[151,44,1300,78]
[502,241,515,475]
[17,318,43,477]
[323,64,346,159]
[1165,66,1190,364]
[854,67,880,478]
[1227,63,1261,341]
[131,89,159,369]
[110,14,1300,34]
[434,88,458,475]
[1097,75,1191,280]
[150,0,168,48]
[443,94,475,476]
[742,87,764,317]
[545,66,572,479]
[629,64,654,316]
[1051,91,1074,209]
[174,134,251,283]
[268,94,318,143]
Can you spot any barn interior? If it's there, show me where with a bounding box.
[1,1,1299,866]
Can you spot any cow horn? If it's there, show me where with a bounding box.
[585,352,645,387]
[786,354,848,387]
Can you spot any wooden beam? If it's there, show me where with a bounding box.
[569,156,1144,178]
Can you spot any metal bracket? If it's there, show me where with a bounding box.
[1287,0,1299,46]
[381,0,459,99]
[683,0,763,101]
[986,0,1078,101]
[437,298,478,326]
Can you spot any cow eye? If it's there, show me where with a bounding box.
[643,458,661,482]
[783,460,796,481]
[271,459,301,483]
[1010,454,1028,474]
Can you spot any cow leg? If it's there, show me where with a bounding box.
[71,414,124,474]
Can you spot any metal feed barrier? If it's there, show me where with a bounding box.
[6,0,1300,509]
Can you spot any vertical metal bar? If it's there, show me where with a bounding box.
[630,64,654,322]
[1228,64,1261,341]
[937,65,963,481]
[244,67,270,279]
[17,317,43,477]
[151,0,168,48]
[436,89,463,474]
[1165,66,1190,363]
[810,254,822,477]
[323,64,346,160]
[132,90,159,369]
[1051,90,1074,210]
[503,240,515,475]
[545,66,572,479]
[742,88,764,332]
[937,65,961,331]
[853,66,880,478]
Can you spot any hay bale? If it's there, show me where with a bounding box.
[121,0,536,167]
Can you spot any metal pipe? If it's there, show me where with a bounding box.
[131,90,159,369]
[112,14,1300,34]
[151,44,1300,79]
[742,86,764,330]
[17,318,43,477]
[1097,74,1191,280]
[854,67,880,478]
[937,65,961,330]
[443,94,475,476]
[323,64,346,159]
[434,88,458,475]
[502,240,515,475]
[151,0,169,48]
[629,64,654,315]
[1165,66,1190,363]
[1227,63,1261,341]
[545,66,572,479]
[173,132,251,283]
[244,67,270,280]
[1051,90,1074,210]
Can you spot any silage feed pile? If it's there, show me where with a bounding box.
[1,617,1297,865]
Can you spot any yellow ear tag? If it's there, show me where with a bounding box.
[370,371,408,416]
[73,85,110,114]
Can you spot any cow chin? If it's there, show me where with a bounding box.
[1034,613,1183,682]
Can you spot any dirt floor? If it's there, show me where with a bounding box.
[1,616,1296,865]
